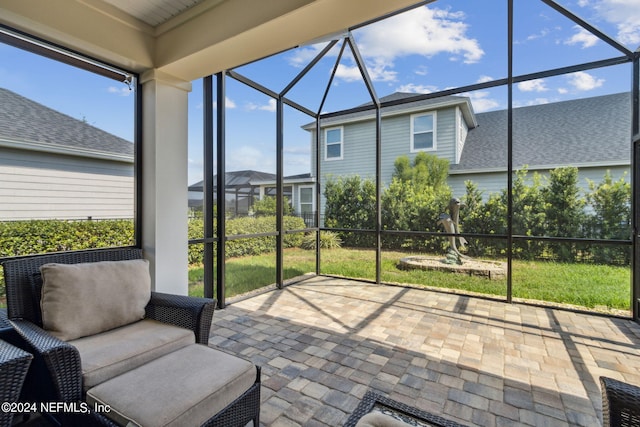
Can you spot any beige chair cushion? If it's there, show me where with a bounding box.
[86,344,257,427]
[40,259,151,341]
[69,319,194,391]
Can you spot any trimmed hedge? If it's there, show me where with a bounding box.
[187,215,306,264]
[0,219,135,299]
[0,219,135,258]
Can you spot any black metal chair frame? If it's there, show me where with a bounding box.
[2,247,260,427]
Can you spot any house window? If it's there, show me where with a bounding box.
[298,186,314,227]
[411,113,436,152]
[325,127,343,160]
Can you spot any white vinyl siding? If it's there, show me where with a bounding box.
[0,148,133,220]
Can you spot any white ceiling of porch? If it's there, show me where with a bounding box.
[101,0,210,27]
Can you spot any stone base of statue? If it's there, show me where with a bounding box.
[398,255,506,280]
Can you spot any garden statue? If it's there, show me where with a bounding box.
[437,197,469,265]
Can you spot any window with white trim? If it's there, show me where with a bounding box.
[325,127,343,160]
[298,186,314,214]
[411,113,436,152]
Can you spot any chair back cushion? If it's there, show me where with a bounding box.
[40,259,151,341]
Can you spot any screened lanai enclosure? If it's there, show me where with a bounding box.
[187,0,640,317]
[0,0,639,321]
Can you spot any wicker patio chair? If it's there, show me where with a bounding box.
[0,339,32,427]
[2,247,260,427]
[601,376,640,427]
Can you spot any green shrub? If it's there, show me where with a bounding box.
[251,196,293,216]
[301,231,342,250]
[0,219,134,258]
[324,175,377,247]
[586,171,631,264]
[0,219,135,300]
[187,215,306,263]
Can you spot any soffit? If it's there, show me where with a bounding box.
[0,0,426,82]
[100,0,208,27]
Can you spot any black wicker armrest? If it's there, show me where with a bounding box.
[145,292,216,345]
[0,339,32,427]
[601,376,640,427]
[9,319,83,403]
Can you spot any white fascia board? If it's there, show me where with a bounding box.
[0,137,134,163]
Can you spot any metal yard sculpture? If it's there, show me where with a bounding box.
[437,198,469,265]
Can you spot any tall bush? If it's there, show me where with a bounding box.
[542,167,585,261]
[586,171,631,264]
[462,181,506,257]
[324,175,377,247]
[382,153,452,251]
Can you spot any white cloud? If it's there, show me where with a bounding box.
[292,6,484,84]
[395,83,438,94]
[287,42,332,68]
[414,65,429,76]
[466,91,500,113]
[246,98,277,112]
[581,0,640,45]
[227,146,269,170]
[557,87,569,94]
[107,86,131,96]
[566,71,604,91]
[565,26,599,48]
[213,97,236,109]
[517,79,548,92]
[335,64,363,82]
[476,75,494,84]
[356,7,484,65]
[526,28,551,42]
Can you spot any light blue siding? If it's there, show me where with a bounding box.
[313,107,462,215]
[448,165,630,202]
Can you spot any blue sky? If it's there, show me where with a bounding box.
[1,0,639,185]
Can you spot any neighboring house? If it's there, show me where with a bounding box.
[188,170,315,220]
[303,92,630,206]
[0,88,134,220]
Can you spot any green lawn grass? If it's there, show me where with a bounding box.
[189,248,631,312]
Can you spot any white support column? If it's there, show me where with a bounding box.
[140,70,191,295]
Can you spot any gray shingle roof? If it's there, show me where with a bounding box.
[452,92,630,172]
[0,87,133,157]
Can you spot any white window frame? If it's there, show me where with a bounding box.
[297,185,315,215]
[324,126,343,161]
[410,112,437,153]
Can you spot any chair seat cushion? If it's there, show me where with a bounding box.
[86,344,257,427]
[69,319,194,391]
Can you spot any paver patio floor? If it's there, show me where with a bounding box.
[209,276,640,426]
